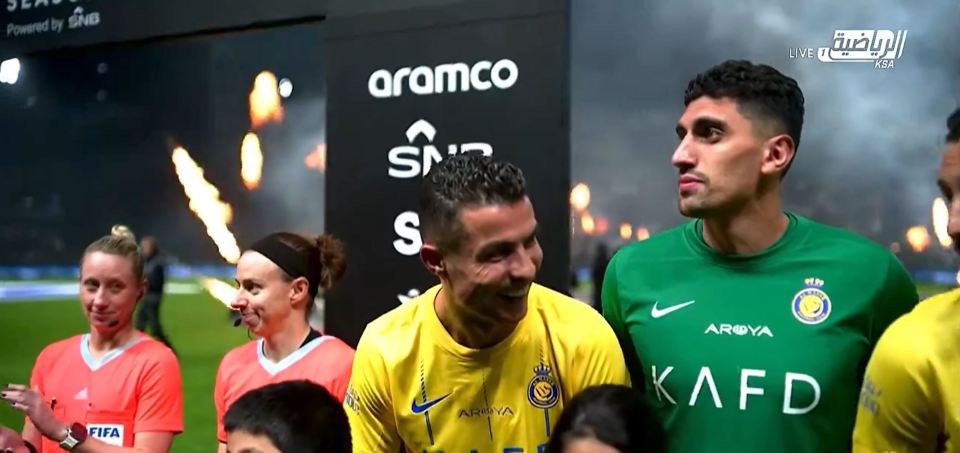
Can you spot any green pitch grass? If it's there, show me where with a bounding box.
[0,290,248,452]
[916,282,955,299]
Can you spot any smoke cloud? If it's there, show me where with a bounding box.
[571,0,960,254]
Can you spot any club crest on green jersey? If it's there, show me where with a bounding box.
[792,278,831,325]
[527,363,560,409]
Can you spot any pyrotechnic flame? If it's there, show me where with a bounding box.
[241,132,263,190]
[171,146,241,263]
[305,144,326,172]
[200,278,237,309]
[249,71,284,128]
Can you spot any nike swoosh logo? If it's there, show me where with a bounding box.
[410,393,451,414]
[650,300,695,318]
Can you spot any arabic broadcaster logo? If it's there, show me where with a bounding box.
[788,29,907,70]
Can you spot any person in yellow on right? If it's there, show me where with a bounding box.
[344,154,629,453]
[853,107,960,452]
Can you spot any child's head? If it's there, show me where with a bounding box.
[224,380,351,453]
[548,385,665,453]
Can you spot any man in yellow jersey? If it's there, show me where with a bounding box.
[852,107,960,452]
[344,154,630,453]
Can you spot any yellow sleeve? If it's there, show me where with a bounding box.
[853,315,941,452]
[565,314,631,396]
[343,332,402,453]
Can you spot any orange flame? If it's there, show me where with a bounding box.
[171,146,241,263]
[932,197,952,249]
[200,278,237,309]
[241,132,263,190]
[581,212,596,235]
[249,71,284,128]
[636,226,650,241]
[905,225,931,253]
[305,144,327,172]
[570,183,590,212]
[619,223,632,240]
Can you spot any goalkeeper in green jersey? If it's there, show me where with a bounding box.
[602,59,918,453]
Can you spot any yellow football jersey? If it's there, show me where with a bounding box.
[344,283,630,453]
[853,288,960,452]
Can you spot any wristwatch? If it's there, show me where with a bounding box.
[57,423,88,451]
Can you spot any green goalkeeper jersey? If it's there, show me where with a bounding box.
[602,212,918,453]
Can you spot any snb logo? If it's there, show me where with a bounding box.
[387,118,493,254]
[387,119,493,179]
[368,59,519,98]
[389,119,493,256]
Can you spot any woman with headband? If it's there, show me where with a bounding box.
[213,232,354,452]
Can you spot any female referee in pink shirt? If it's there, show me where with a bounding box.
[214,232,355,453]
[1,225,182,453]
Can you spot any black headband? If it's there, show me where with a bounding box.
[249,234,320,296]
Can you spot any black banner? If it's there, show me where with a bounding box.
[0,0,325,57]
[0,0,489,58]
[324,0,570,346]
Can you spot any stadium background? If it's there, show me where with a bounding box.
[2,0,959,451]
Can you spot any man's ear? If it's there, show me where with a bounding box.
[761,133,796,178]
[420,244,445,277]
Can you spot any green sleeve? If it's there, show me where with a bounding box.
[601,252,645,389]
[871,255,919,343]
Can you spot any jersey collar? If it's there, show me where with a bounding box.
[257,335,331,376]
[79,333,145,371]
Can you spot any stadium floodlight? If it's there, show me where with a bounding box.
[1,58,20,85]
[278,78,293,98]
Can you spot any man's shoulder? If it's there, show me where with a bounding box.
[889,288,960,342]
[602,222,693,289]
[614,222,690,260]
[800,216,894,258]
[359,287,436,353]
[366,290,432,333]
[530,284,613,339]
[530,283,594,313]
[917,287,960,312]
[866,295,949,378]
